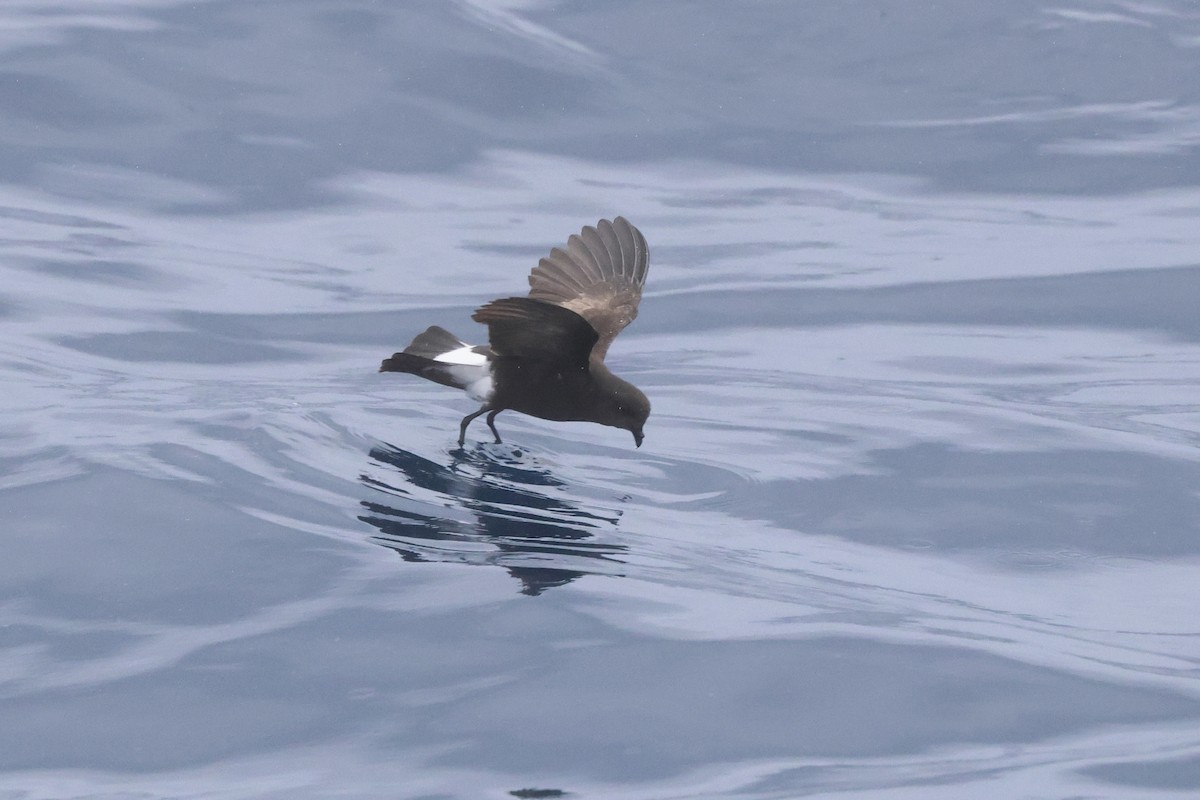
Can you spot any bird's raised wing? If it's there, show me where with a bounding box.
[526,216,648,362]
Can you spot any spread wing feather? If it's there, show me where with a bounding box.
[526,216,648,361]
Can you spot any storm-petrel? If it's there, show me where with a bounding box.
[380,217,651,447]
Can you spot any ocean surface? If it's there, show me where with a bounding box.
[3,2,1200,798]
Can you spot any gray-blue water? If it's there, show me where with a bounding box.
[3,2,1200,798]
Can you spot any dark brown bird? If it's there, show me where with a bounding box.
[380,217,651,447]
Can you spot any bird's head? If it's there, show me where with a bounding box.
[604,379,650,448]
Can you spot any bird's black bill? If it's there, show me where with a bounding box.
[633,429,644,448]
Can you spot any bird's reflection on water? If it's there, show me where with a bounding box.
[359,444,627,595]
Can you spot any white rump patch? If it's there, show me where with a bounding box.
[434,345,487,366]
[465,374,494,402]
[440,363,494,402]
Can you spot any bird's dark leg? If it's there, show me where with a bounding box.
[485,410,503,444]
[458,408,489,446]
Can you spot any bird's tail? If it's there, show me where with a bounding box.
[380,326,489,395]
[379,351,440,376]
[396,325,468,360]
